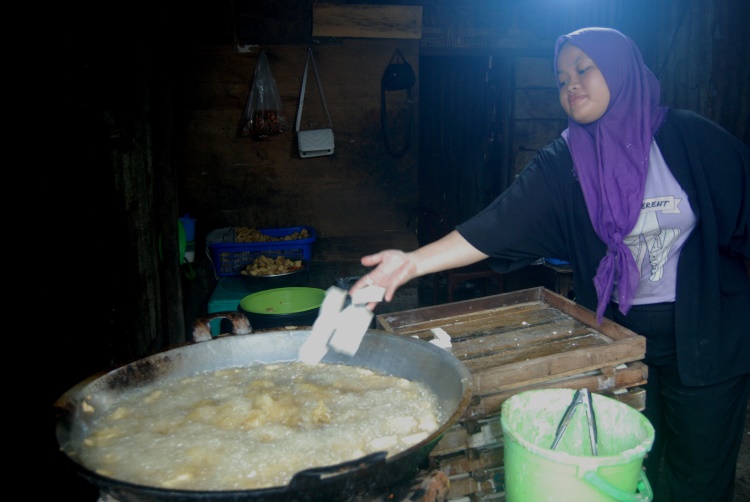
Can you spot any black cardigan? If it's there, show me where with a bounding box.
[458,108,750,386]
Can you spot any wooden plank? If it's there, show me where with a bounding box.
[460,329,609,368]
[444,466,505,498]
[432,415,504,457]
[378,287,642,344]
[436,446,505,478]
[467,363,648,417]
[312,4,423,39]
[377,288,548,332]
[466,339,644,394]
[612,386,647,411]
[378,301,550,336]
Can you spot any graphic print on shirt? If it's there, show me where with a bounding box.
[623,196,682,281]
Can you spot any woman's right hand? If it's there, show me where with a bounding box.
[350,249,418,307]
[349,230,490,310]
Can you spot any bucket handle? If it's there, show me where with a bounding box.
[583,469,653,502]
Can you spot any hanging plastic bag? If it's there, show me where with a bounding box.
[237,51,288,139]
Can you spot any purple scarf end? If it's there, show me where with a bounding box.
[594,246,637,324]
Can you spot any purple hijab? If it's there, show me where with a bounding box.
[554,27,668,323]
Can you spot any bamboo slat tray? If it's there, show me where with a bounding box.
[376,287,646,417]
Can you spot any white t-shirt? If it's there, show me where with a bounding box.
[612,141,697,304]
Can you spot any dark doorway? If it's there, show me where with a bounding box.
[418,53,511,231]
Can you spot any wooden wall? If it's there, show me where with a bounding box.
[177,40,421,262]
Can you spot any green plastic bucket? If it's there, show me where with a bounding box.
[501,388,654,502]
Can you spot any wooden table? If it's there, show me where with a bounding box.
[542,261,574,299]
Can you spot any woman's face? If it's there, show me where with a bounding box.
[556,42,610,124]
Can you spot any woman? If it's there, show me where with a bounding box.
[351,27,749,501]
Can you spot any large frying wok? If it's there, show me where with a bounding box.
[54,327,473,502]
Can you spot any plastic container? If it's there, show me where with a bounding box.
[501,388,654,502]
[208,226,316,277]
[207,277,255,314]
[180,217,197,242]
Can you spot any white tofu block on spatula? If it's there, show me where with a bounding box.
[350,285,386,305]
[298,286,348,364]
[327,304,374,356]
[327,285,385,356]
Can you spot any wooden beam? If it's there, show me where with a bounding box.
[312,4,422,39]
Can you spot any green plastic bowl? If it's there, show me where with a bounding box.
[239,287,326,329]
